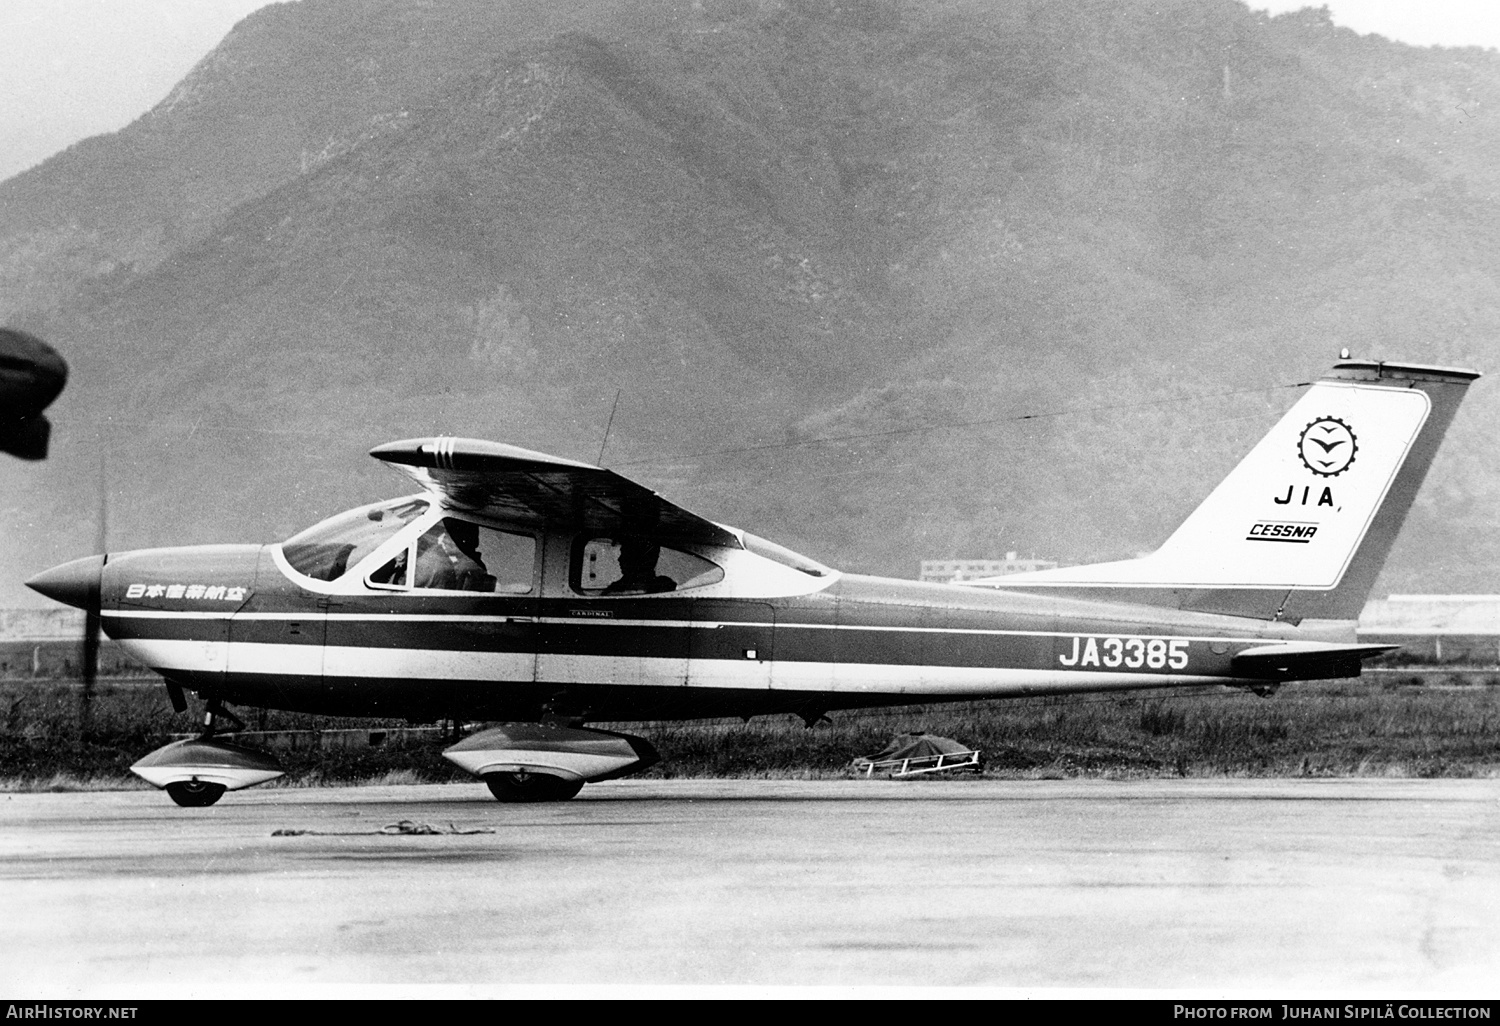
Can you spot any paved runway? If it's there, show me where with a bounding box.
[2,778,1498,997]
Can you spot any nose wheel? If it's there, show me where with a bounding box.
[164,780,227,807]
[200,697,246,737]
[159,697,240,805]
[132,696,283,806]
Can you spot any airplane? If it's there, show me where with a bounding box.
[25,357,1478,806]
[0,327,67,460]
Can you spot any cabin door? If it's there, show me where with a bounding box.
[689,600,774,693]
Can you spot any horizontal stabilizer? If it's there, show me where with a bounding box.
[1230,642,1399,681]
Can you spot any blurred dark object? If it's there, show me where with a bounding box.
[0,328,67,460]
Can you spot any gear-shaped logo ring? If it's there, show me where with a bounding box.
[1297,417,1357,477]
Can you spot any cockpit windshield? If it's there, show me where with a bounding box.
[282,498,429,582]
[740,531,832,577]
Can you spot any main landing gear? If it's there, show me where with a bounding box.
[130,697,285,807]
[444,723,660,803]
[483,770,585,803]
[164,779,227,808]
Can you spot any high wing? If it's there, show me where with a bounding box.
[369,436,741,548]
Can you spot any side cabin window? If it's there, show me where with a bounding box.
[573,536,723,596]
[368,517,535,595]
[282,499,429,582]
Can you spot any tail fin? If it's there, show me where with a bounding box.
[982,360,1479,622]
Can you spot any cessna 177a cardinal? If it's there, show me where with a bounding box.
[26,359,1478,805]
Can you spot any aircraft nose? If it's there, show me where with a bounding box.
[26,554,104,609]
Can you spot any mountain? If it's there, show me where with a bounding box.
[3,0,1500,607]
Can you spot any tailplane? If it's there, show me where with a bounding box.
[975,360,1479,622]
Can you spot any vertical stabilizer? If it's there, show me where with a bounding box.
[979,361,1479,621]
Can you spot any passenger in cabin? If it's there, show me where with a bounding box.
[368,549,407,586]
[603,540,676,595]
[446,520,486,570]
[414,519,490,591]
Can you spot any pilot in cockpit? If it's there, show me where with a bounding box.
[602,540,676,595]
[414,518,490,591]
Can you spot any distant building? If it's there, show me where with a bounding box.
[0,607,83,639]
[0,607,137,678]
[920,553,1059,584]
[1357,594,1500,664]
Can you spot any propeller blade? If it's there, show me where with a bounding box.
[25,553,103,735]
[80,588,99,736]
[80,455,108,736]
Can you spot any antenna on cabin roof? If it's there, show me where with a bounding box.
[596,389,622,467]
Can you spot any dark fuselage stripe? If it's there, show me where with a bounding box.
[109,618,1249,678]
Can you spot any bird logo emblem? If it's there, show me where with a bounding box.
[1297,417,1357,477]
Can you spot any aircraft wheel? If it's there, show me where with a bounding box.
[165,780,226,807]
[483,771,584,803]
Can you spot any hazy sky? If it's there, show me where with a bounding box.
[1258,0,1500,49]
[0,1,1498,183]
[0,0,276,181]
